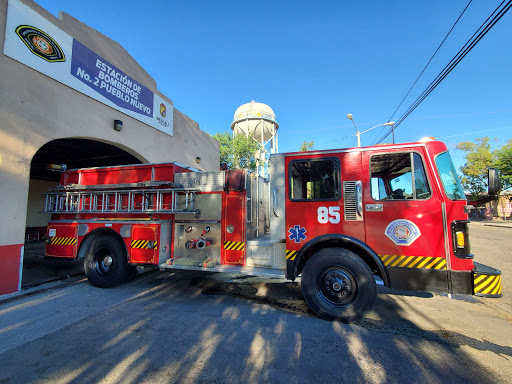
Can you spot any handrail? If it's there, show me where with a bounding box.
[273,187,279,217]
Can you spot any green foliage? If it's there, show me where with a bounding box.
[210,132,259,170]
[300,140,314,151]
[456,136,512,196]
[493,138,512,190]
[456,137,493,196]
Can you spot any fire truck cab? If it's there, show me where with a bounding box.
[43,139,502,322]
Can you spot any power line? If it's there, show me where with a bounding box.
[387,1,473,124]
[375,0,512,145]
[377,0,512,143]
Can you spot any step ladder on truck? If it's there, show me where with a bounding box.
[43,140,503,322]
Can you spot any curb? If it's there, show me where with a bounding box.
[469,222,512,229]
[0,276,87,306]
[484,224,512,229]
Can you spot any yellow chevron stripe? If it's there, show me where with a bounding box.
[383,255,398,266]
[379,255,447,270]
[434,259,447,269]
[408,256,423,268]
[475,276,494,292]
[381,255,393,263]
[482,276,500,295]
[491,278,502,295]
[50,237,76,245]
[474,274,487,284]
[391,255,407,267]
[417,257,433,269]
[224,241,245,251]
[131,240,156,249]
[286,250,298,260]
[425,258,441,269]
[400,256,416,267]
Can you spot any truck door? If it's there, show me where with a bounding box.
[221,192,246,265]
[363,150,448,292]
[284,153,364,261]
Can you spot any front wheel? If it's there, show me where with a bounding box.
[301,248,376,322]
[83,234,132,288]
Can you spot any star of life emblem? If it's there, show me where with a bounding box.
[288,225,307,243]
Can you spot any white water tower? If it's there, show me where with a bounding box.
[231,100,279,176]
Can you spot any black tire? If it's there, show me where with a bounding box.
[83,234,132,288]
[301,248,376,322]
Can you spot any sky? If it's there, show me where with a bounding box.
[35,0,512,171]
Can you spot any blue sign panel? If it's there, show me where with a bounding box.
[70,39,154,117]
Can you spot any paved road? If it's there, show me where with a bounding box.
[0,225,510,383]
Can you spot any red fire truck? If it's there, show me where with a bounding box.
[43,139,502,322]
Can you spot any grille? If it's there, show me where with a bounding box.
[344,181,358,221]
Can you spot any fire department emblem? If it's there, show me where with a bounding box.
[385,219,421,246]
[288,225,307,243]
[15,25,65,62]
[160,103,167,118]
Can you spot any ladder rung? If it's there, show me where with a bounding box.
[43,188,197,214]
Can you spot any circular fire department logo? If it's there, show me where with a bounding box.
[15,25,65,62]
[385,219,421,246]
[160,103,167,118]
[32,35,53,55]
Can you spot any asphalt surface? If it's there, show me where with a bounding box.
[0,224,511,383]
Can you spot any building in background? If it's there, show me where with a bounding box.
[0,0,219,295]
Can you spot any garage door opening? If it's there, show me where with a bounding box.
[23,138,144,287]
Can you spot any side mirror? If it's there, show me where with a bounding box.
[488,168,501,196]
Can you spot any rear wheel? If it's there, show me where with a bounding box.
[301,248,376,322]
[83,234,132,288]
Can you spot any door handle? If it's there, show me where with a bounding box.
[365,204,383,212]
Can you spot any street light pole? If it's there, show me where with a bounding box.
[346,114,360,147]
[346,114,395,147]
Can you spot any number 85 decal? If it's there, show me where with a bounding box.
[318,206,341,224]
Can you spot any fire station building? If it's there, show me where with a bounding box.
[0,0,220,295]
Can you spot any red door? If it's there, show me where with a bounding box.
[284,152,364,259]
[221,193,246,265]
[362,150,448,291]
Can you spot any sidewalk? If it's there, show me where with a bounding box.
[469,219,512,229]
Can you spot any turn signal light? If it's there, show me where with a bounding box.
[456,232,465,248]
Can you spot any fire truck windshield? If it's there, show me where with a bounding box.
[435,151,465,200]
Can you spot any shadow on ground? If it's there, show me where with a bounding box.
[0,269,506,383]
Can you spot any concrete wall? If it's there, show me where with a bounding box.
[26,179,54,228]
[0,0,219,294]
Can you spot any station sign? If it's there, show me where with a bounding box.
[3,0,173,135]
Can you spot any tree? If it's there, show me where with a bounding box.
[210,132,259,170]
[456,136,512,196]
[493,138,512,190]
[300,140,314,151]
[456,137,494,197]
